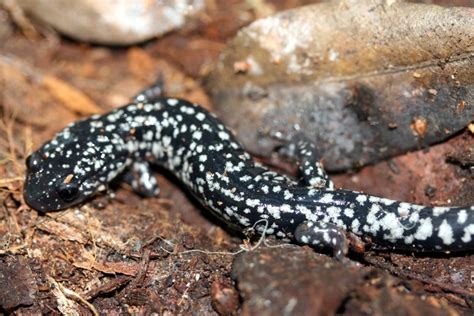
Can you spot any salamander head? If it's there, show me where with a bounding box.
[24,127,128,212]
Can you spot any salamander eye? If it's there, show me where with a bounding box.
[57,184,79,202]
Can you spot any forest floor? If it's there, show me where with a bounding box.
[0,0,472,315]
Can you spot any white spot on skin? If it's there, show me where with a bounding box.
[326,206,343,225]
[280,204,292,214]
[309,177,326,187]
[397,203,412,217]
[246,199,260,207]
[408,212,419,224]
[192,131,202,140]
[239,175,251,182]
[238,216,250,226]
[94,159,104,170]
[296,205,317,221]
[267,205,281,219]
[379,213,404,240]
[438,220,454,245]
[364,204,382,234]
[162,136,171,147]
[370,203,381,214]
[369,196,396,206]
[196,112,206,121]
[351,219,360,233]
[356,195,367,204]
[457,210,467,224]
[218,131,230,140]
[144,130,154,141]
[319,194,333,203]
[433,207,450,216]
[461,224,474,243]
[284,190,293,200]
[343,208,354,218]
[414,218,433,240]
[404,235,414,244]
[167,98,179,106]
[323,232,330,243]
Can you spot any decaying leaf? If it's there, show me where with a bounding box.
[207,0,474,171]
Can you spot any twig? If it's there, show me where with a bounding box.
[130,248,151,287]
[83,276,131,301]
[1,0,39,39]
[48,276,99,316]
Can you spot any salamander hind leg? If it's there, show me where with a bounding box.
[295,221,348,260]
[122,161,160,197]
[279,139,334,189]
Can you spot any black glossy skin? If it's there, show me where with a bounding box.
[24,96,474,257]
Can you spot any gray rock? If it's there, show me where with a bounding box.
[17,0,205,45]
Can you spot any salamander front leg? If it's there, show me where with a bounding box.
[122,161,160,197]
[295,221,348,260]
[279,139,334,189]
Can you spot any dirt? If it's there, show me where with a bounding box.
[0,0,472,315]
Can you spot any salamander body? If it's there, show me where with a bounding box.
[23,91,474,257]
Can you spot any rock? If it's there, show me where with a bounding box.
[206,0,474,171]
[17,0,205,45]
[231,247,460,315]
[0,256,36,311]
[232,247,361,315]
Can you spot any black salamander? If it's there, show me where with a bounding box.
[23,87,474,258]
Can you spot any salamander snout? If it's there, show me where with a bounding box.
[23,171,79,212]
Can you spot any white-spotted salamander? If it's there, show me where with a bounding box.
[23,83,474,258]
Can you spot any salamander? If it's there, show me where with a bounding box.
[23,84,474,258]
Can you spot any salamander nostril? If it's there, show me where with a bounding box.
[25,152,43,172]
